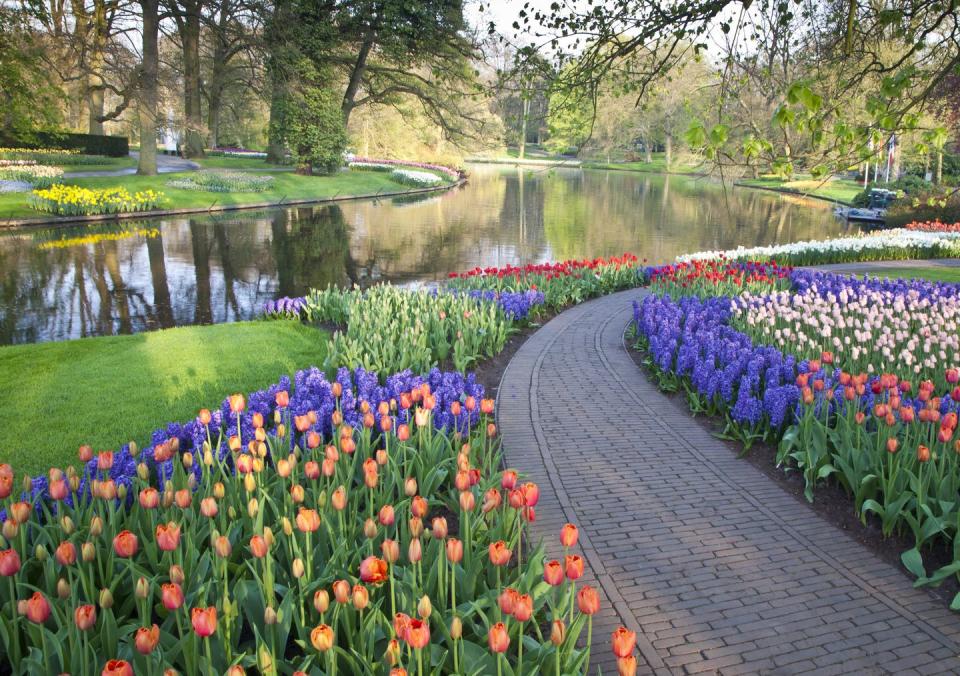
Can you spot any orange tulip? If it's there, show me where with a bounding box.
[229,394,246,413]
[333,579,351,604]
[381,539,400,563]
[431,516,448,539]
[311,623,335,651]
[565,554,584,580]
[314,589,330,614]
[78,445,94,463]
[250,535,269,558]
[97,452,114,471]
[408,537,423,563]
[618,655,638,676]
[405,618,430,649]
[200,497,218,518]
[446,538,463,564]
[513,593,533,622]
[482,488,501,513]
[550,619,566,646]
[275,390,289,407]
[411,495,428,518]
[918,444,931,463]
[0,464,12,499]
[560,523,579,548]
[379,504,396,526]
[102,660,134,676]
[332,486,347,511]
[296,508,321,533]
[481,398,495,414]
[498,588,519,615]
[161,583,184,610]
[56,541,77,566]
[139,487,160,509]
[9,502,31,524]
[352,584,369,610]
[156,522,181,551]
[394,612,412,641]
[488,622,510,653]
[135,624,160,654]
[359,556,389,584]
[191,606,217,637]
[75,604,97,630]
[113,530,138,558]
[611,626,637,658]
[543,559,564,586]
[489,540,511,566]
[577,585,600,615]
[25,591,51,623]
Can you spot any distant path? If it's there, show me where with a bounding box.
[807,258,960,274]
[63,152,199,177]
[497,287,960,675]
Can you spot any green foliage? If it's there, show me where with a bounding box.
[270,61,348,175]
[544,87,594,155]
[0,131,129,157]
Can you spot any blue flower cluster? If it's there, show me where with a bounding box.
[464,289,546,320]
[261,296,307,319]
[634,295,800,429]
[12,366,485,515]
[789,268,960,302]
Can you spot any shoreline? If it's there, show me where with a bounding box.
[0,176,465,229]
[732,179,857,206]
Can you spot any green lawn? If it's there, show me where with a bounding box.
[0,321,328,475]
[0,169,449,219]
[583,155,705,175]
[857,266,960,284]
[737,176,863,205]
[195,156,292,170]
[54,156,138,172]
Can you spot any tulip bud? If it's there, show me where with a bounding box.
[247,498,259,518]
[264,606,277,625]
[80,542,97,563]
[182,452,193,469]
[408,538,422,563]
[352,584,369,610]
[57,578,70,599]
[170,564,185,585]
[244,473,257,493]
[314,589,330,614]
[22,474,32,492]
[99,588,114,609]
[385,638,401,666]
[551,619,566,646]
[136,577,150,599]
[213,482,225,499]
[90,515,103,537]
[404,478,418,496]
[450,616,463,640]
[264,527,275,547]
[282,517,293,536]
[292,558,305,578]
[409,517,423,538]
[138,463,150,481]
[228,506,237,520]
[1,520,16,540]
[214,536,232,558]
[34,545,47,562]
[364,518,377,539]
[60,515,75,535]
[417,595,432,619]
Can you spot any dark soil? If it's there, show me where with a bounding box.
[625,344,960,607]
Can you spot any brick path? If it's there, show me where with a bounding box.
[497,288,960,675]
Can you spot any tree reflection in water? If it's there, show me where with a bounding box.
[0,166,850,345]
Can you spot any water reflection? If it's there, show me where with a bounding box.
[0,165,853,344]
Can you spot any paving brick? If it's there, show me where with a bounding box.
[497,288,960,674]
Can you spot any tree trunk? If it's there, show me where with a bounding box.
[519,97,529,159]
[664,134,673,170]
[936,151,943,185]
[341,35,374,127]
[207,89,222,149]
[86,0,109,135]
[180,0,206,158]
[137,0,160,175]
[644,140,652,164]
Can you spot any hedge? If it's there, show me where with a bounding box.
[0,131,129,157]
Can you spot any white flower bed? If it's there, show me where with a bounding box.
[677,229,960,265]
[389,168,444,188]
[0,164,64,188]
[349,162,395,172]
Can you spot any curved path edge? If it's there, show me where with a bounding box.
[497,287,960,675]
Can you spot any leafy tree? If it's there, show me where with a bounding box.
[544,82,594,155]
[271,60,348,175]
[0,5,63,135]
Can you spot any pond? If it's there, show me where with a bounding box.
[0,164,853,345]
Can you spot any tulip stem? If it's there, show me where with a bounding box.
[418,646,424,676]
[7,576,19,666]
[40,627,51,674]
[389,562,396,619]
[583,615,593,676]
[517,620,524,675]
[555,639,560,676]
[205,635,213,673]
[497,652,503,676]
[568,581,576,625]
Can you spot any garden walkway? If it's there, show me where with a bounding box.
[497,288,960,675]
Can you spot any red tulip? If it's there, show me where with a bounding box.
[75,604,97,631]
[394,612,412,641]
[360,556,389,584]
[513,593,533,622]
[191,606,217,637]
[482,488,502,513]
[78,445,94,463]
[0,548,21,576]
[135,624,160,654]
[521,482,539,507]
[501,470,517,490]
[0,464,11,499]
[544,559,564,586]
[113,530,138,558]
[611,626,637,658]
[156,522,181,551]
[102,660,134,676]
[488,622,510,653]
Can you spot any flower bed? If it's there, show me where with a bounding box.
[167,170,274,193]
[0,147,113,166]
[0,364,638,674]
[0,164,64,189]
[905,220,960,233]
[207,148,269,159]
[647,259,793,299]
[348,162,395,172]
[449,254,642,311]
[303,285,543,373]
[262,296,308,319]
[28,185,165,216]
[635,262,960,608]
[389,169,444,188]
[348,157,460,181]
[676,229,960,266]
